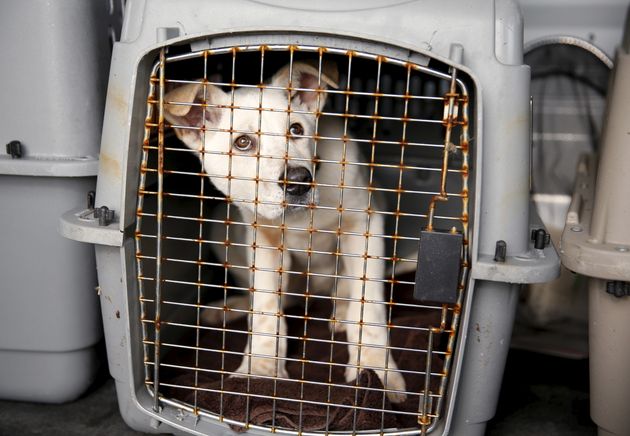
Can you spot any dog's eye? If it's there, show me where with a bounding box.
[289,123,304,136]
[233,135,254,151]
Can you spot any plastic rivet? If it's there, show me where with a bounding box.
[87,191,96,209]
[94,206,115,226]
[531,228,551,249]
[5,140,23,159]
[494,240,507,262]
[606,281,630,298]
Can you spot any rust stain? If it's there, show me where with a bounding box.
[99,152,121,179]
[108,86,129,115]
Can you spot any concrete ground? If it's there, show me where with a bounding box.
[0,346,595,436]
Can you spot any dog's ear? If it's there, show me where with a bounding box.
[163,81,226,150]
[269,61,339,112]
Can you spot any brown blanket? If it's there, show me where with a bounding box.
[161,282,448,433]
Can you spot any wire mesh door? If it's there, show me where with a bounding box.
[135,42,472,435]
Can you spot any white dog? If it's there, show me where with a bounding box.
[164,61,406,403]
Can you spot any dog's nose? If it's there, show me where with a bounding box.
[280,166,312,196]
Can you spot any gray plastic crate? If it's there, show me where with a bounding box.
[0,0,122,403]
[560,10,630,435]
[61,0,559,434]
[0,177,100,403]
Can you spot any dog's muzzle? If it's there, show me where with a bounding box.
[279,166,312,198]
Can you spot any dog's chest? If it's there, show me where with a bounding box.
[209,125,375,294]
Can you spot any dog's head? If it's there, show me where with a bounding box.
[163,61,338,221]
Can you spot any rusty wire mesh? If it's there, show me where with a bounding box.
[134,44,472,435]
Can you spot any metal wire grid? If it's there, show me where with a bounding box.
[135,43,471,435]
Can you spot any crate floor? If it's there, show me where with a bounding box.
[158,293,445,432]
[0,348,595,436]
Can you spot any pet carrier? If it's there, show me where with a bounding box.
[0,0,122,402]
[560,11,630,436]
[513,13,615,353]
[518,0,629,59]
[60,0,559,434]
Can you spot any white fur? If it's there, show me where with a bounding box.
[164,62,406,403]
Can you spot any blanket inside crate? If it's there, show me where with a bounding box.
[161,277,448,432]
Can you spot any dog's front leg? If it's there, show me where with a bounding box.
[339,214,407,403]
[233,226,289,379]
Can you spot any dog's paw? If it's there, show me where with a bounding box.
[232,356,289,380]
[344,365,407,404]
[377,369,407,404]
[344,350,407,404]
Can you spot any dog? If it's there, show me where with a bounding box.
[163,61,406,403]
